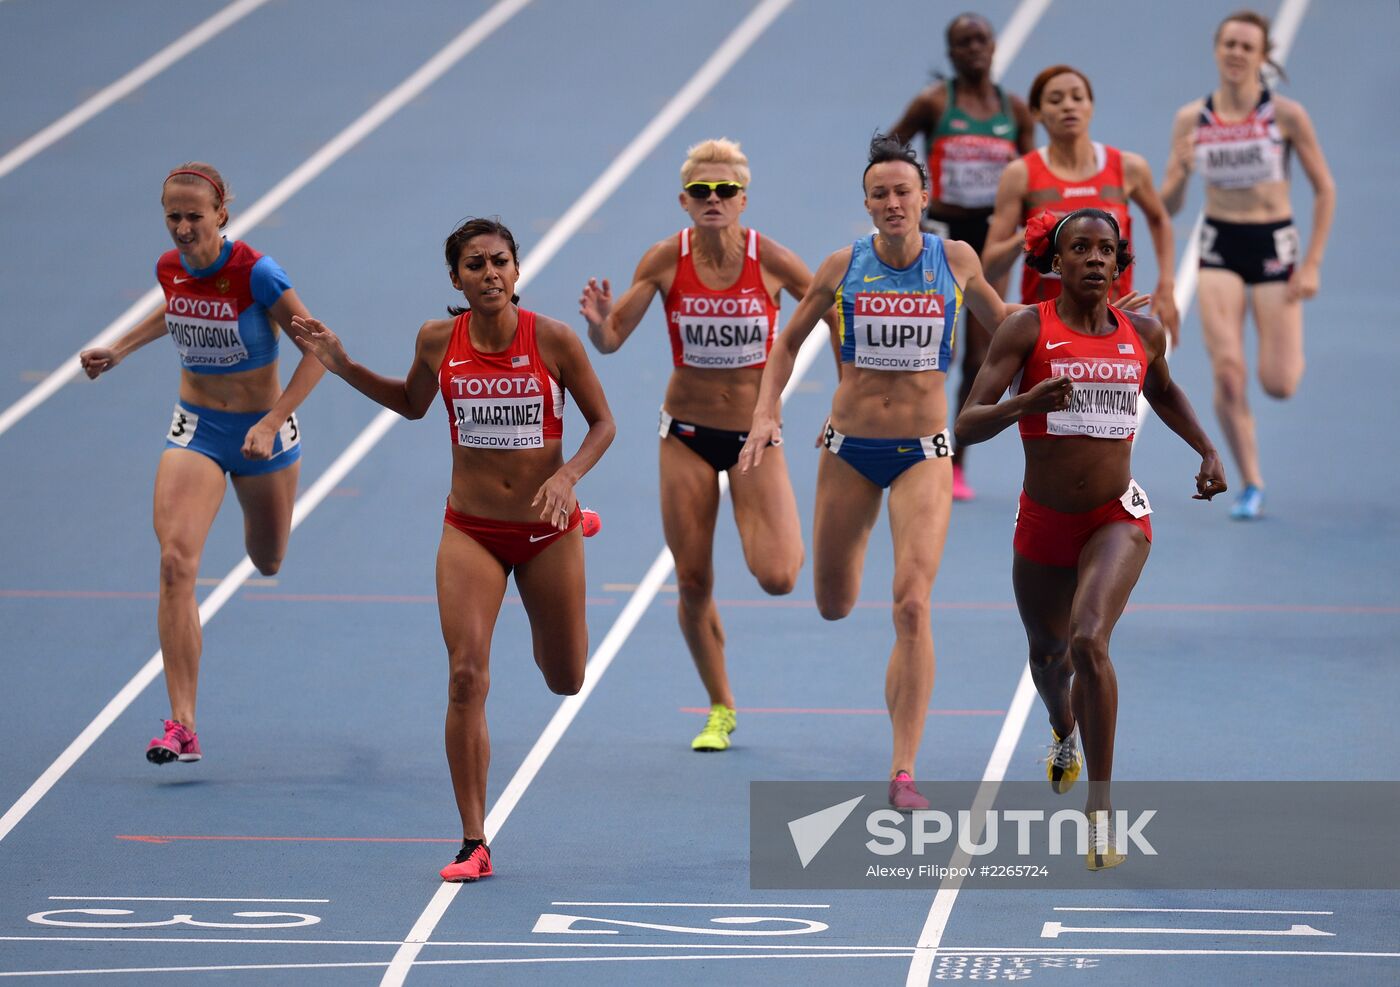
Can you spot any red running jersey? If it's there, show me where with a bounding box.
[663,228,778,369]
[1017,300,1147,441]
[1020,143,1133,303]
[439,309,564,450]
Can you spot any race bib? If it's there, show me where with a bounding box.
[939,136,1015,209]
[1047,357,1142,439]
[165,294,248,368]
[167,405,199,447]
[672,294,769,368]
[278,413,301,451]
[1119,479,1152,518]
[447,372,553,449]
[852,292,946,372]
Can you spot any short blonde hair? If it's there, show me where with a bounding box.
[680,138,750,186]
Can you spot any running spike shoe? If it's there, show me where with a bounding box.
[146,719,201,764]
[951,463,976,502]
[1086,810,1125,871]
[440,840,493,882]
[580,508,602,538]
[690,703,736,752]
[1230,484,1265,521]
[1045,727,1082,794]
[888,771,930,811]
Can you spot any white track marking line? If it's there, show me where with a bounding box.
[0,0,538,846]
[908,5,1312,981]
[1053,907,1334,915]
[0,937,933,950]
[550,902,830,908]
[0,0,533,442]
[1136,0,1310,431]
[0,0,273,180]
[988,0,1052,81]
[47,897,328,904]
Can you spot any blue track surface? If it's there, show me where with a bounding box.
[2,1,1397,983]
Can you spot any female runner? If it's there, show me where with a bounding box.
[956,209,1225,868]
[80,162,324,765]
[289,217,614,882]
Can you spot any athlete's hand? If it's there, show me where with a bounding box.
[79,347,121,379]
[578,278,613,328]
[1193,452,1227,501]
[532,471,578,530]
[242,421,277,460]
[1020,375,1073,416]
[288,316,350,375]
[1116,291,1151,312]
[737,417,782,473]
[1287,261,1320,302]
[1151,284,1180,346]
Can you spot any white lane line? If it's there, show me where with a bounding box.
[550,902,831,908]
[1053,907,1334,915]
[1136,0,1310,431]
[0,954,919,978]
[1042,921,1332,938]
[0,0,273,180]
[47,897,329,904]
[902,8,1055,974]
[0,937,932,950]
[0,0,533,442]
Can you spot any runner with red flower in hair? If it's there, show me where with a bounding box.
[956,207,1224,869]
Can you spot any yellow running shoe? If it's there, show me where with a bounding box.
[1045,728,1082,794]
[1086,811,1125,871]
[691,704,736,752]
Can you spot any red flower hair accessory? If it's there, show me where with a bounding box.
[1024,210,1058,258]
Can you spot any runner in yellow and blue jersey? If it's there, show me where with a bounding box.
[740,134,1022,811]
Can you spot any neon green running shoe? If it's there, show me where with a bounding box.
[1045,727,1082,794]
[691,703,737,752]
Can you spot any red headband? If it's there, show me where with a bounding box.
[164,169,223,204]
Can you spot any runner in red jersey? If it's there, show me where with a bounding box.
[580,139,832,753]
[289,218,615,883]
[79,162,326,766]
[956,209,1224,869]
[984,65,1181,342]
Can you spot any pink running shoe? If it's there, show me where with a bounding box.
[440,840,493,883]
[951,463,976,502]
[146,719,201,765]
[888,771,929,811]
[580,508,602,538]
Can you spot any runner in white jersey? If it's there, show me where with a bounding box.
[1161,9,1335,520]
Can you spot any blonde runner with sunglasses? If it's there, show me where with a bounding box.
[579,139,836,752]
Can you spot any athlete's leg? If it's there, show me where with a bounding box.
[883,459,952,777]
[436,525,508,840]
[230,459,301,576]
[811,450,883,620]
[728,443,803,596]
[152,449,227,731]
[1012,552,1080,739]
[1198,268,1260,487]
[659,437,730,706]
[952,307,995,469]
[1250,281,1305,400]
[1067,523,1150,815]
[515,531,589,696]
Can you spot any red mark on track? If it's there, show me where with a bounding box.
[117,835,460,845]
[679,706,1006,716]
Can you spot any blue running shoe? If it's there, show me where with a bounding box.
[1230,484,1265,521]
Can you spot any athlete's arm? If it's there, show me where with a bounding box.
[737,246,846,472]
[1010,94,1036,155]
[579,239,670,353]
[1124,151,1180,344]
[954,307,1064,445]
[241,288,328,459]
[944,238,1022,329]
[1135,312,1226,500]
[982,159,1029,280]
[79,304,169,378]
[1159,103,1199,217]
[287,314,446,420]
[889,84,943,146]
[759,235,842,372]
[1279,97,1336,302]
[534,316,617,527]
